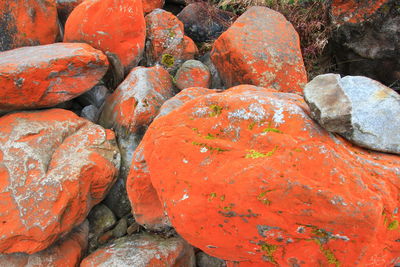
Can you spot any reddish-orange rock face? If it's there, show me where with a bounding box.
[0,221,89,266]
[0,0,58,51]
[145,9,198,72]
[142,0,164,14]
[0,43,108,112]
[175,60,211,91]
[64,0,146,73]
[127,87,215,230]
[0,109,120,254]
[332,0,389,25]
[211,7,307,94]
[139,85,400,265]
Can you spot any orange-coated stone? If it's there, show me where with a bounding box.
[80,233,195,266]
[64,0,146,73]
[143,0,164,14]
[56,0,85,24]
[0,109,120,254]
[139,85,400,265]
[0,221,89,266]
[175,60,211,91]
[332,0,390,25]
[145,9,198,73]
[0,43,108,112]
[211,7,307,94]
[0,0,58,51]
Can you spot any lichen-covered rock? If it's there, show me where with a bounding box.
[56,0,84,25]
[64,0,146,73]
[0,43,108,112]
[304,74,400,154]
[0,0,58,51]
[331,0,389,25]
[143,0,164,14]
[175,60,211,91]
[0,109,120,254]
[196,251,226,267]
[200,52,224,89]
[211,7,307,93]
[127,87,215,231]
[138,85,400,265]
[145,9,198,73]
[0,221,89,267]
[80,233,195,267]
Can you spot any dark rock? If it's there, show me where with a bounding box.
[88,204,117,236]
[112,218,128,238]
[77,84,109,108]
[81,105,100,123]
[199,52,224,89]
[103,178,132,218]
[196,251,226,267]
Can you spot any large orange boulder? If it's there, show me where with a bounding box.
[0,109,120,254]
[127,87,216,230]
[80,233,195,267]
[0,0,58,51]
[211,7,307,94]
[143,0,164,14]
[0,43,108,112]
[136,85,400,265]
[0,221,89,267]
[145,9,198,73]
[64,0,146,74]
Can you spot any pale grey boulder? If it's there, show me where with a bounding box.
[304,73,400,154]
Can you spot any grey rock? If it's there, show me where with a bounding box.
[88,204,117,236]
[305,74,400,154]
[112,218,128,238]
[103,178,132,218]
[200,52,224,89]
[175,60,211,90]
[77,84,109,108]
[81,105,100,123]
[196,251,226,267]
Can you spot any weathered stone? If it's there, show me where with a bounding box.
[200,52,224,89]
[305,74,400,154]
[81,105,100,123]
[112,218,128,238]
[175,60,211,91]
[0,43,109,112]
[0,109,120,254]
[77,84,110,109]
[0,0,58,51]
[88,204,117,236]
[80,233,196,267]
[143,0,164,14]
[196,251,226,267]
[56,0,84,25]
[103,178,132,219]
[211,6,307,93]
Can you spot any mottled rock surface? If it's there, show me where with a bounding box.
[0,109,120,254]
[143,0,164,14]
[305,74,400,154]
[175,60,211,91]
[56,0,84,25]
[0,43,108,112]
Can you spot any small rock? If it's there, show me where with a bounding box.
[78,84,110,109]
[127,222,141,236]
[80,233,196,267]
[103,178,132,218]
[175,60,211,90]
[81,105,100,123]
[200,52,224,89]
[196,251,226,267]
[112,218,128,238]
[88,204,117,236]
[143,0,164,14]
[304,74,400,154]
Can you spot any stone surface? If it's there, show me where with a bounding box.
[200,52,224,89]
[175,60,211,91]
[145,9,198,73]
[0,43,109,112]
[143,0,164,14]
[103,178,132,219]
[177,2,234,43]
[196,251,226,267]
[77,84,110,109]
[0,109,120,254]
[112,218,128,238]
[81,105,100,123]
[64,0,146,73]
[56,0,84,25]
[137,85,400,265]
[331,0,389,25]
[127,87,215,231]
[305,74,400,154]
[0,221,89,267]
[88,204,117,236]
[80,233,195,267]
[211,7,307,93]
[0,0,58,51]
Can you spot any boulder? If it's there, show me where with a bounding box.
[143,0,164,14]
[127,87,215,231]
[210,7,307,93]
[77,84,110,109]
[145,9,198,73]
[137,85,400,265]
[175,60,211,91]
[0,0,58,51]
[56,0,84,25]
[0,43,108,112]
[196,251,226,267]
[304,74,400,154]
[81,105,100,123]
[177,2,234,43]
[64,0,146,74]
[0,221,89,267]
[200,52,224,89]
[80,233,195,267]
[0,109,120,254]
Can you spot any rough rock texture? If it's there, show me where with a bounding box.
[127,87,215,231]
[331,0,400,91]
[304,74,400,154]
[0,0,58,51]
[0,221,89,267]
[0,43,109,112]
[64,0,146,74]
[143,0,164,14]
[137,85,400,265]
[211,7,307,93]
[196,251,226,267]
[56,0,84,25]
[80,233,195,267]
[77,84,110,109]
[177,2,234,43]
[0,109,120,254]
[175,60,211,91]
[200,52,224,89]
[81,105,100,123]
[145,9,198,73]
